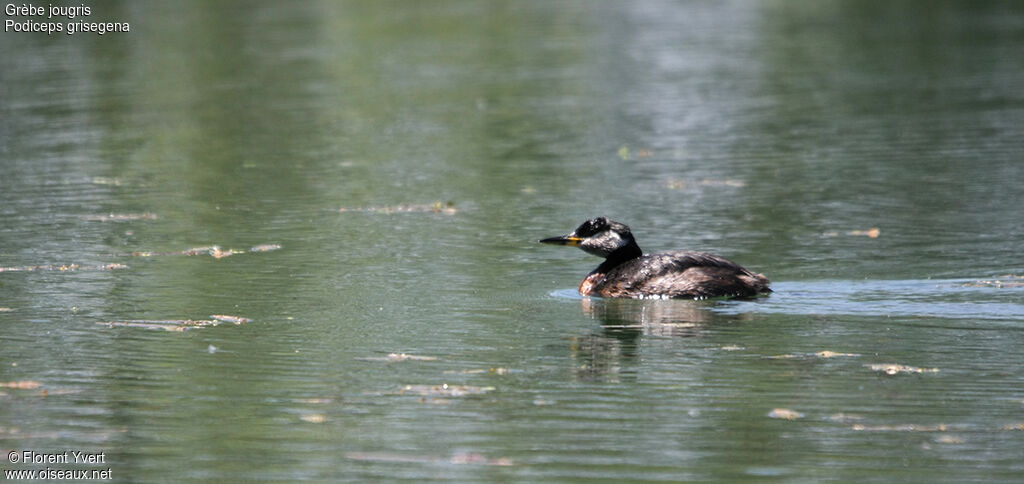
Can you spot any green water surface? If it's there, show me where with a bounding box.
[2,1,1023,482]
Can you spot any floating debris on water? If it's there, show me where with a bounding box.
[962,280,1024,288]
[449,453,513,466]
[0,307,13,312]
[867,363,939,375]
[961,275,1024,289]
[97,315,251,332]
[826,413,864,423]
[852,423,948,432]
[300,414,327,424]
[765,350,860,360]
[663,178,748,189]
[209,247,241,259]
[617,144,654,161]
[822,228,881,238]
[346,451,512,467]
[210,314,251,324]
[447,368,512,375]
[0,381,42,389]
[127,244,280,259]
[767,408,804,420]
[339,201,457,215]
[702,179,747,187]
[1001,422,1024,431]
[0,263,128,273]
[356,353,439,362]
[398,384,493,397]
[95,321,188,332]
[91,176,123,186]
[849,228,881,238]
[816,351,860,358]
[81,212,158,222]
[387,353,438,362]
[182,246,218,256]
[718,345,745,351]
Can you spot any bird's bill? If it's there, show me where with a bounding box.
[539,235,583,246]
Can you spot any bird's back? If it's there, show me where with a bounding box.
[593,250,771,299]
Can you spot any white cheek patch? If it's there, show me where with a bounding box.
[581,231,623,257]
[606,232,624,248]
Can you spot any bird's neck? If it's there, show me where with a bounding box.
[595,240,643,274]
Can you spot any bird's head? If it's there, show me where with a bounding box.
[540,216,640,258]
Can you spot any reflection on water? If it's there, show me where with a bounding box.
[570,296,739,381]
[3,1,1024,482]
[583,295,718,335]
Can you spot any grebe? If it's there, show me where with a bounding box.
[541,217,771,299]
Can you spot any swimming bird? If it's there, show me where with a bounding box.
[540,217,771,299]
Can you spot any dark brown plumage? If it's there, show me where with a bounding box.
[541,217,771,299]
